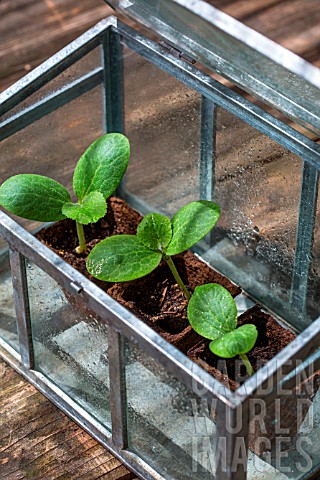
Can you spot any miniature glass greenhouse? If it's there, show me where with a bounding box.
[0,1,319,479]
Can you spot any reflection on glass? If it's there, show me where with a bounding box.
[27,261,111,430]
[201,107,303,327]
[248,349,320,479]
[123,47,201,215]
[0,245,19,352]
[2,47,101,122]
[125,339,216,479]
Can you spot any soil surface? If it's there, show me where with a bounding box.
[36,196,295,387]
[109,250,240,352]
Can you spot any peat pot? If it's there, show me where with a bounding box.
[1,2,320,479]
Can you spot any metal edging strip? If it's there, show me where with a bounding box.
[0,68,104,142]
[8,249,34,369]
[290,163,319,320]
[101,27,125,134]
[108,328,128,449]
[199,96,216,202]
[172,0,320,89]
[299,463,320,480]
[215,398,249,480]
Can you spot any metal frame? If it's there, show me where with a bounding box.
[0,16,320,480]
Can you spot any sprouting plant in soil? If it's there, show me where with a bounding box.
[86,200,220,300]
[0,133,129,254]
[187,283,258,376]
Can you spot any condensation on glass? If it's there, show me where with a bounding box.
[203,107,303,322]
[308,187,320,320]
[27,260,111,429]
[123,46,201,215]
[0,241,19,352]
[125,339,217,479]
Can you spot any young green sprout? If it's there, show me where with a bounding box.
[0,133,129,254]
[187,283,258,376]
[86,201,220,300]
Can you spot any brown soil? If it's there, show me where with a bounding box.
[109,250,240,352]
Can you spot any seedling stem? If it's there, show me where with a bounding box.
[239,353,254,376]
[164,255,190,300]
[76,222,87,254]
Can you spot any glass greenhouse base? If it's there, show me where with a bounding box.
[1,13,320,480]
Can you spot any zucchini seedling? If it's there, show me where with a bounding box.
[86,201,220,300]
[187,283,258,376]
[0,133,129,253]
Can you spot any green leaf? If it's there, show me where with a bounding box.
[166,201,220,256]
[137,213,172,252]
[0,174,70,222]
[86,235,162,282]
[187,283,237,340]
[209,324,258,358]
[73,133,129,200]
[62,191,106,225]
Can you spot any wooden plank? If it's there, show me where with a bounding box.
[0,0,112,91]
[209,0,320,66]
[0,359,137,480]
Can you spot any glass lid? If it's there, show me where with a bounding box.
[105,0,320,135]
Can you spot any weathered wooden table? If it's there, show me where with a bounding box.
[0,1,319,479]
[0,358,137,479]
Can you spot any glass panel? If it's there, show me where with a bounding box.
[122,47,201,215]
[26,261,111,429]
[0,242,19,352]
[201,107,303,329]
[0,85,103,234]
[108,0,320,134]
[121,47,306,329]
[125,339,217,479]
[1,47,101,121]
[125,339,290,479]
[247,347,320,479]
[308,189,320,320]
